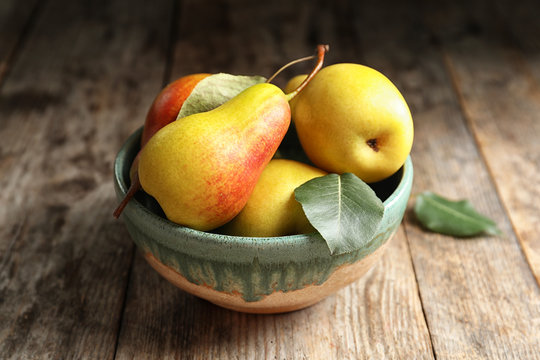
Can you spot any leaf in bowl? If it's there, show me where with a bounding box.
[295,173,385,255]
[177,73,267,119]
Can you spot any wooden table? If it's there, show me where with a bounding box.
[1,0,539,358]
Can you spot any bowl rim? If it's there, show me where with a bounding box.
[114,127,413,254]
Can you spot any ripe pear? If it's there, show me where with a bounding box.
[286,63,413,183]
[220,159,327,237]
[138,83,293,231]
[141,73,210,146]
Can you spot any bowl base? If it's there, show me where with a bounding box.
[143,234,392,314]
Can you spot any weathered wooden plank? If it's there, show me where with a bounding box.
[115,0,433,358]
[0,0,173,358]
[421,0,540,287]
[352,0,540,358]
[442,33,540,284]
[491,0,540,285]
[0,0,40,85]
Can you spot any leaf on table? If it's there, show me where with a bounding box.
[414,191,502,237]
[294,173,385,255]
[177,73,266,119]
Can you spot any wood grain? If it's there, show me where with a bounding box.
[443,36,540,283]
[0,0,173,358]
[352,1,540,358]
[114,0,433,358]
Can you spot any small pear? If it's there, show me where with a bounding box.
[288,63,413,183]
[220,159,327,237]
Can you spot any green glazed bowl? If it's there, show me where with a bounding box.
[114,128,413,314]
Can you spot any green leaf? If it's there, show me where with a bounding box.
[294,173,385,255]
[414,191,502,237]
[177,73,266,119]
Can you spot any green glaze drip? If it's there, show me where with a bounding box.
[123,188,405,302]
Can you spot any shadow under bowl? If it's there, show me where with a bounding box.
[113,128,413,314]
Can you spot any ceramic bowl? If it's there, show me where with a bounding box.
[113,128,413,314]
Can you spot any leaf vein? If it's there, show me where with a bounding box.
[424,196,494,227]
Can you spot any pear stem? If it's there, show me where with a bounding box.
[285,44,329,102]
[113,172,141,218]
[266,55,316,84]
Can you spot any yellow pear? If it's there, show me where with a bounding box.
[286,63,413,183]
[220,159,327,237]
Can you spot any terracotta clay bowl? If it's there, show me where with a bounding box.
[113,128,413,314]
